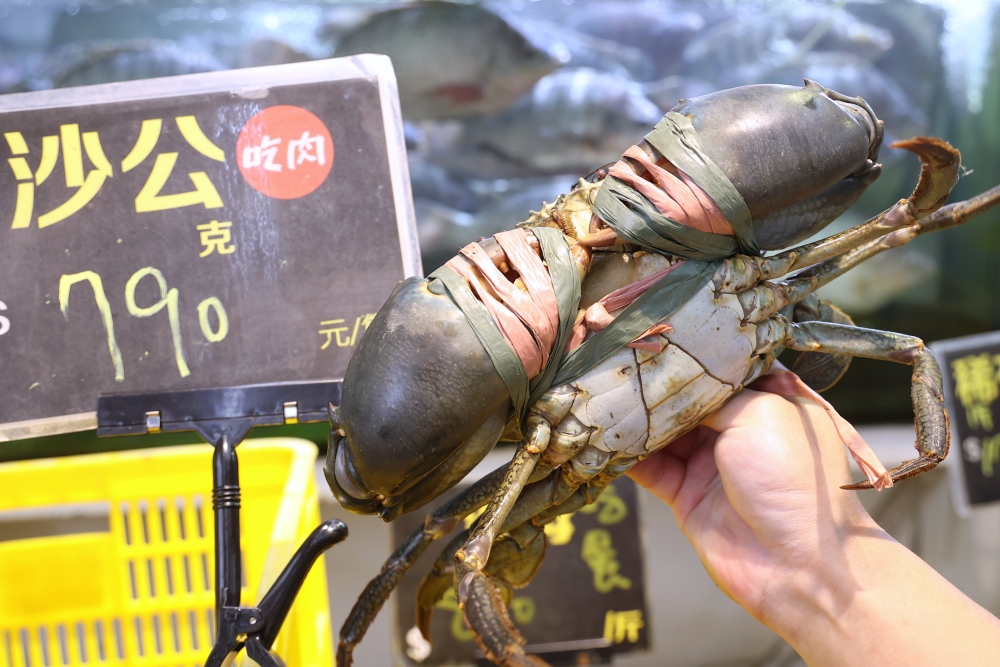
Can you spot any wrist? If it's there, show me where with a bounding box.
[759,511,892,662]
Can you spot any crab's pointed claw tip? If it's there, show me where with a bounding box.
[889,136,960,167]
[841,472,892,492]
[890,136,962,216]
[335,642,354,667]
[459,571,549,667]
[416,605,434,644]
[842,456,943,491]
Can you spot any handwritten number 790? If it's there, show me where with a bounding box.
[59,267,228,381]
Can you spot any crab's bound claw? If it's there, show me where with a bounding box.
[891,136,961,217]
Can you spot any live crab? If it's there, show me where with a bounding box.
[326,81,1000,667]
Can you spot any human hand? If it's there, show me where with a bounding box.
[628,387,1000,665]
[628,389,879,628]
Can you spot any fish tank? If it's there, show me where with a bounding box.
[1,0,999,426]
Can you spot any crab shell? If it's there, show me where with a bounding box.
[327,81,884,521]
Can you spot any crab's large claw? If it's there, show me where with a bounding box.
[326,278,510,521]
[672,80,885,250]
[891,136,962,217]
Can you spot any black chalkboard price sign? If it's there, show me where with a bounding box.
[392,475,649,666]
[932,331,1000,507]
[0,56,418,442]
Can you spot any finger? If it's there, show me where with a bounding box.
[627,449,687,505]
[669,438,723,528]
[700,388,795,434]
[666,425,714,462]
[628,427,714,503]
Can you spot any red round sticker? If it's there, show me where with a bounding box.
[236,105,334,200]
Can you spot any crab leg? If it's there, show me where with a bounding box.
[414,460,612,634]
[454,416,551,667]
[416,521,549,641]
[336,465,510,667]
[787,180,1000,295]
[729,182,1000,327]
[782,321,949,488]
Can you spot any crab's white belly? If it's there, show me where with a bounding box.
[565,284,757,456]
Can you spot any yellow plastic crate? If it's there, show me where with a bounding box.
[0,439,333,667]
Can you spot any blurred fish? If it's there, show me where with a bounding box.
[409,154,480,213]
[454,68,663,174]
[728,52,927,145]
[563,1,708,79]
[316,5,378,46]
[0,5,60,52]
[816,245,937,315]
[0,51,27,93]
[416,199,478,272]
[501,17,654,81]
[333,1,560,120]
[845,1,948,121]
[683,5,894,82]
[198,35,309,70]
[37,39,224,89]
[469,176,577,235]
[642,75,717,113]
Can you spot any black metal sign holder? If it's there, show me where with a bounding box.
[97,380,346,667]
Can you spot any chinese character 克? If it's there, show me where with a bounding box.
[197,220,236,257]
[951,353,1000,431]
[318,313,377,350]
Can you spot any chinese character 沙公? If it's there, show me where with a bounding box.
[123,116,225,213]
[5,126,113,229]
[196,220,236,257]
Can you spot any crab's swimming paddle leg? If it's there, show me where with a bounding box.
[787,294,855,392]
[336,465,510,667]
[782,321,949,490]
[454,416,551,667]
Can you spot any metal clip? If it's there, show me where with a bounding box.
[145,410,161,433]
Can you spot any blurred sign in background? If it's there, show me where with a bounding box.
[391,477,648,666]
[933,332,1000,507]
